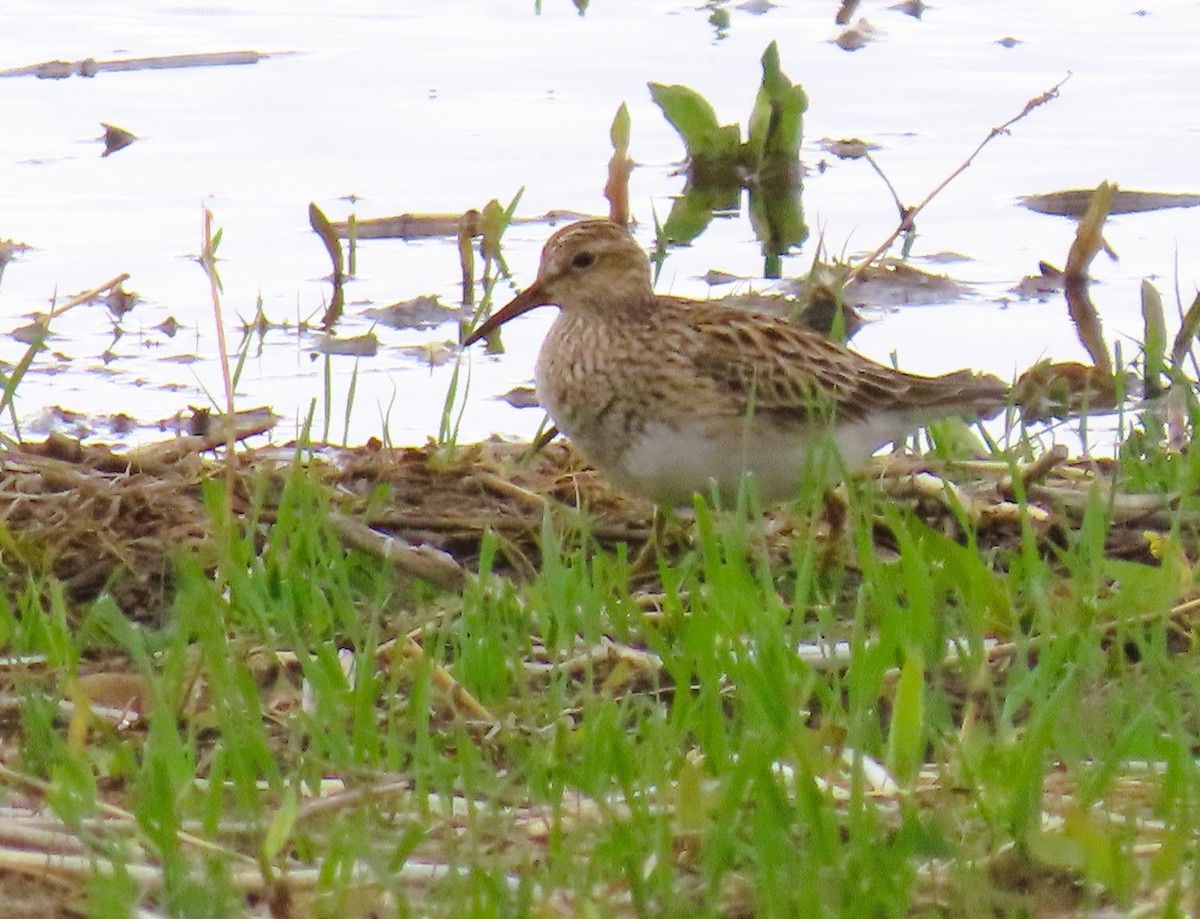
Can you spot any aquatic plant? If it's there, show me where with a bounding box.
[649,41,808,275]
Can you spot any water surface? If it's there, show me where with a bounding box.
[2,1,1197,448]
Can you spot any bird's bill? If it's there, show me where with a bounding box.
[462,282,550,346]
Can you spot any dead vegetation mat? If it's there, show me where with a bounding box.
[0,434,1195,625]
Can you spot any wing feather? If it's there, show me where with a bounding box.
[683,305,1007,425]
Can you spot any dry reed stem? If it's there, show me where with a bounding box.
[201,205,237,523]
[0,764,254,866]
[329,513,465,590]
[846,74,1070,283]
[374,634,501,731]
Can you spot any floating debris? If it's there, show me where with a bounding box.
[27,405,90,437]
[0,50,288,80]
[313,331,379,357]
[103,283,137,318]
[835,19,878,51]
[835,0,861,26]
[819,137,879,159]
[1013,262,1065,300]
[837,261,969,307]
[890,0,927,18]
[0,240,31,286]
[364,295,467,330]
[100,122,137,157]
[498,386,540,409]
[109,413,138,435]
[918,251,973,265]
[697,269,747,287]
[1020,187,1200,218]
[11,316,51,345]
[396,340,455,367]
[174,405,279,441]
[154,316,182,337]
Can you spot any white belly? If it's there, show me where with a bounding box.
[602,417,908,506]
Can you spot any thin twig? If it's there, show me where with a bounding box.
[846,74,1071,283]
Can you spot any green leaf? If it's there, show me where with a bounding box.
[1141,279,1167,394]
[263,785,299,863]
[747,182,807,277]
[747,42,808,173]
[661,182,738,244]
[1008,672,1077,844]
[48,753,98,829]
[885,646,925,785]
[86,861,140,918]
[923,415,993,461]
[1170,289,1200,367]
[648,81,741,158]
[610,101,631,156]
[1028,806,1135,900]
[479,187,523,266]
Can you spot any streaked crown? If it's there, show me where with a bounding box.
[532,220,654,316]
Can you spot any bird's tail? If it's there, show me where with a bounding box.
[898,369,1011,420]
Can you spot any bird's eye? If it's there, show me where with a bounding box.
[571,251,596,270]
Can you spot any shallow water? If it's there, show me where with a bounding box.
[2,1,1198,449]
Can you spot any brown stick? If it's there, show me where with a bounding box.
[329,513,466,590]
[0,51,284,80]
[846,74,1071,283]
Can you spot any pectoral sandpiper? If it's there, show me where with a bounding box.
[464,219,1008,505]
